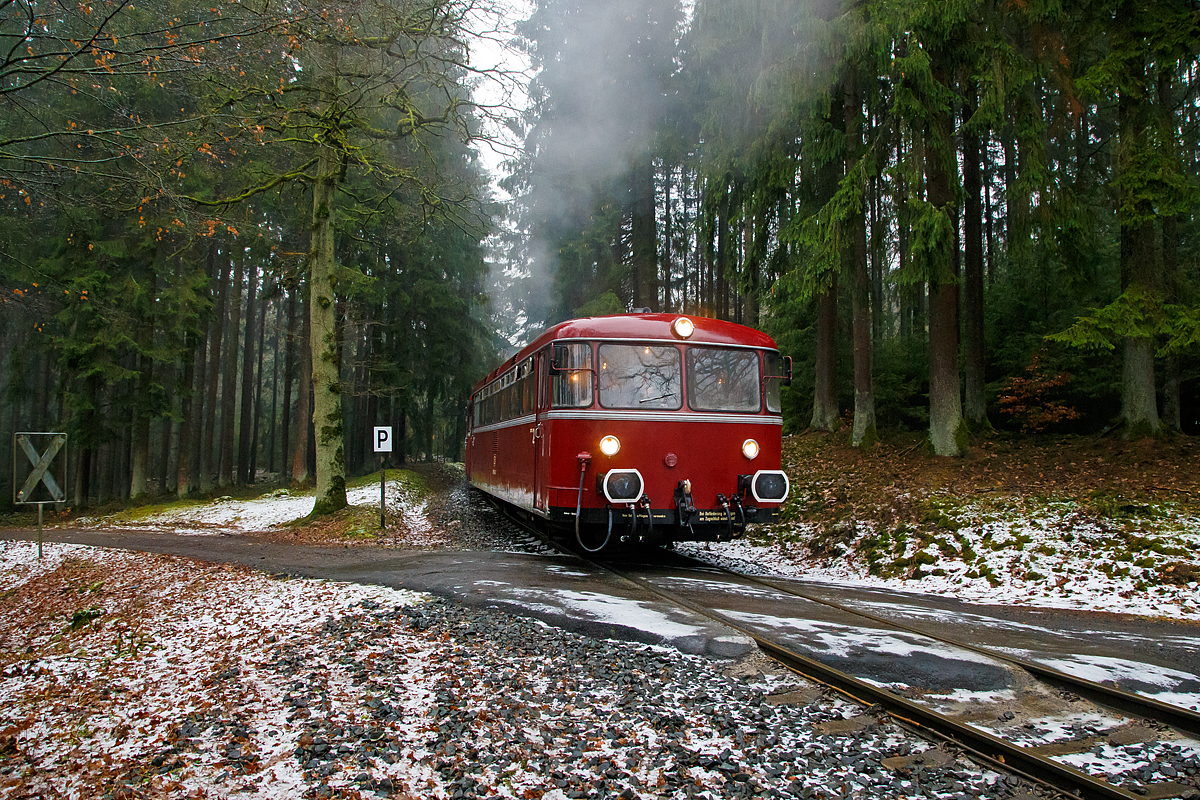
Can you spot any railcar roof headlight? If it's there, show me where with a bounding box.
[742,438,760,460]
[672,316,695,339]
[599,435,621,457]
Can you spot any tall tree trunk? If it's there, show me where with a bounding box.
[201,248,229,493]
[219,255,244,488]
[926,46,966,457]
[75,446,92,508]
[846,74,876,447]
[716,183,729,320]
[630,151,657,311]
[984,137,995,287]
[896,132,915,341]
[309,135,348,515]
[1003,110,1019,276]
[424,381,436,462]
[292,283,312,486]
[98,437,112,505]
[349,321,368,474]
[249,282,269,483]
[32,351,49,430]
[811,278,839,431]
[1159,67,1182,432]
[158,360,174,494]
[870,138,886,349]
[238,263,259,483]
[664,176,673,311]
[176,342,198,498]
[962,83,989,429]
[129,352,153,500]
[1118,58,1160,438]
[282,287,297,483]
[0,344,14,514]
[186,334,207,496]
[268,293,283,475]
[364,326,379,471]
[130,265,158,500]
[395,394,407,466]
[742,208,763,329]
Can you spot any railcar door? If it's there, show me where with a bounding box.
[533,349,550,514]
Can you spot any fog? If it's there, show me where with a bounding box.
[483,0,840,345]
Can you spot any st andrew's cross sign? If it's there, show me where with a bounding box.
[13,432,67,505]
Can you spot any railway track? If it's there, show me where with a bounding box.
[494,503,1200,800]
[613,550,1200,800]
[671,550,1200,735]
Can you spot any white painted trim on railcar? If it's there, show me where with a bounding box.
[472,414,538,435]
[543,410,783,426]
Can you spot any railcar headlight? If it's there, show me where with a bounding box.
[672,316,694,339]
[751,470,790,503]
[599,435,621,457]
[741,438,760,460]
[602,469,644,503]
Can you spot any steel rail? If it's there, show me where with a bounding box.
[591,556,1140,800]
[490,503,1171,800]
[682,556,1200,739]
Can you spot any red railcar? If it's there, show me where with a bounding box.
[465,313,791,552]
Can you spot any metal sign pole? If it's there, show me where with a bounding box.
[373,427,392,530]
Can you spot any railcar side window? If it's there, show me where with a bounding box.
[686,347,761,413]
[551,343,593,408]
[763,351,783,413]
[598,344,682,409]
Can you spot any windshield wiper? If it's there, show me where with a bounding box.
[639,392,676,404]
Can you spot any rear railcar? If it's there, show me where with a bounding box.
[465,313,791,552]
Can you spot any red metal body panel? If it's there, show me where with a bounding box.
[540,413,782,513]
[468,416,538,509]
[465,313,788,542]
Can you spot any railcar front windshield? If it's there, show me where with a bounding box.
[686,347,762,413]
[598,344,682,409]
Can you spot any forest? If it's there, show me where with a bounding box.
[2,0,1199,512]
[497,0,1200,454]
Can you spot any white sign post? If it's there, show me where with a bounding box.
[373,427,392,528]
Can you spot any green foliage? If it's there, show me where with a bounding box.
[67,607,105,631]
[574,292,626,318]
[1048,287,1200,357]
[901,199,957,285]
[783,155,870,300]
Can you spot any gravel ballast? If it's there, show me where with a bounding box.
[0,541,1028,799]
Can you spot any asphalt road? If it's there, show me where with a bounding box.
[4,527,1199,709]
[1,528,754,658]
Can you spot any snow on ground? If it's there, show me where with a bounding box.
[0,541,1019,800]
[74,480,427,536]
[0,540,432,799]
[679,498,1200,620]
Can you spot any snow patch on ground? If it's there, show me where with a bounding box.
[75,479,429,535]
[0,541,1018,800]
[0,541,431,799]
